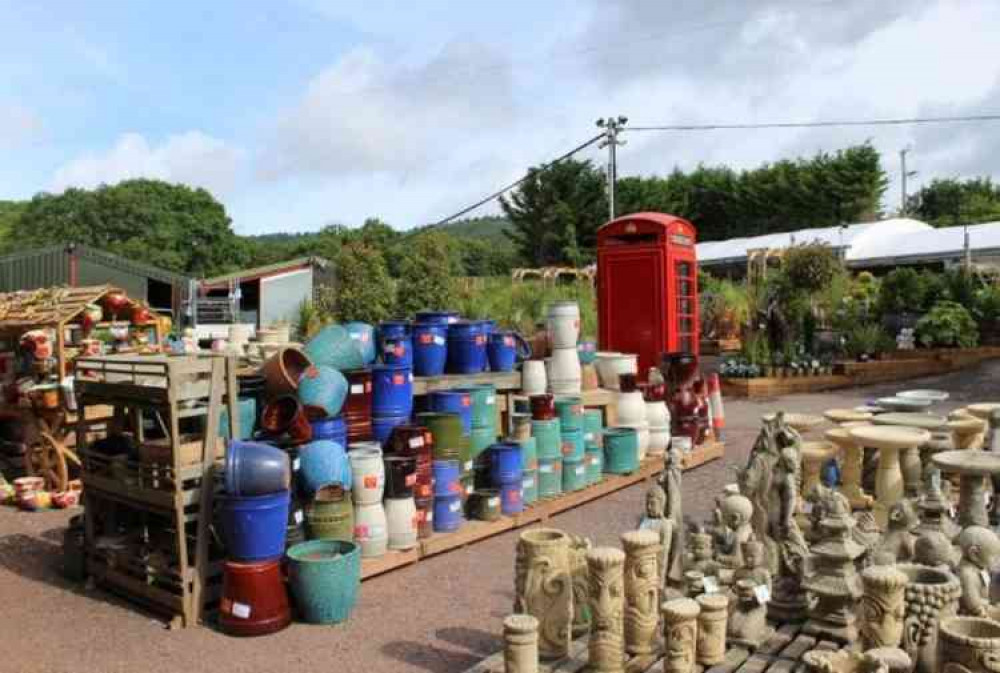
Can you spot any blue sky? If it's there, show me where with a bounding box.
[2,1,999,234]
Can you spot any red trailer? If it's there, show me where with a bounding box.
[596,212,699,378]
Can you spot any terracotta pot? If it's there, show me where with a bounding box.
[131,305,152,324]
[101,291,130,315]
[262,346,311,396]
[219,559,291,637]
[530,394,556,421]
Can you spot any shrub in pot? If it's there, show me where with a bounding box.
[915,300,979,348]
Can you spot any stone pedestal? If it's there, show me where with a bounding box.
[931,450,1000,530]
[586,547,626,673]
[503,614,539,673]
[695,594,728,667]
[661,598,700,673]
[826,428,873,509]
[621,530,660,656]
[860,565,909,651]
[850,426,930,528]
[514,528,573,660]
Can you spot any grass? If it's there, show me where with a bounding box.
[453,278,598,339]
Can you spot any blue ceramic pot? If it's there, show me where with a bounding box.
[298,439,352,495]
[298,365,348,418]
[224,440,290,496]
[344,322,376,365]
[305,325,365,371]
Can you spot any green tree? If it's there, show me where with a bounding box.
[500,159,608,266]
[12,179,246,276]
[395,232,456,316]
[0,200,26,253]
[909,177,1000,225]
[323,241,395,323]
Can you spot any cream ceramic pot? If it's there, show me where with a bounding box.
[547,348,582,395]
[546,301,580,349]
[521,360,548,395]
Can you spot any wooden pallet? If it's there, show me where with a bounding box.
[361,440,725,580]
[461,621,846,673]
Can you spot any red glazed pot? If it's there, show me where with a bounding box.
[131,305,152,324]
[342,368,373,442]
[261,395,313,444]
[219,559,291,637]
[530,394,556,421]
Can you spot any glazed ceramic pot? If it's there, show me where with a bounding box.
[354,502,388,558]
[547,348,582,395]
[297,365,348,419]
[219,559,291,637]
[617,389,647,426]
[547,301,580,349]
[261,395,312,443]
[384,496,418,550]
[262,347,311,396]
[595,353,638,391]
[348,448,385,505]
[530,394,556,421]
[522,360,547,396]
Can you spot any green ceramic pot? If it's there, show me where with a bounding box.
[562,457,587,492]
[417,412,464,459]
[517,436,538,472]
[537,457,562,498]
[603,427,639,474]
[532,418,562,460]
[464,384,497,431]
[466,489,502,521]
[583,409,604,447]
[585,451,603,485]
[560,427,585,462]
[521,469,538,505]
[555,396,584,432]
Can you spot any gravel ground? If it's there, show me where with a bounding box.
[1,360,997,673]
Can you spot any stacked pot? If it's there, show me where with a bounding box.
[419,411,467,533]
[348,446,388,558]
[582,409,605,485]
[556,396,587,493]
[219,441,293,636]
[530,394,563,499]
[385,424,434,539]
[615,373,650,462]
[382,453,418,551]
[488,441,524,515]
[427,390,474,495]
[644,386,672,458]
[546,301,582,395]
[466,383,499,464]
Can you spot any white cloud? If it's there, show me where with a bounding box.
[0,103,43,148]
[50,131,244,195]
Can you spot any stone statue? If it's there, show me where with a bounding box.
[956,526,1000,620]
[732,540,772,595]
[708,495,737,558]
[569,534,592,638]
[877,500,919,563]
[660,447,685,589]
[503,614,539,673]
[769,444,811,623]
[639,484,674,591]
[716,493,754,569]
[684,570,705,599]
[739,417,781,574]
[514,528,573,660]
[685,530,720,577]
[860,565,909,651]
[695,594,728,667]
[621,530,660,656]
[728,579,772,649]
[586,547,626,673]
[802,650,889,673]
[661,598,701,673]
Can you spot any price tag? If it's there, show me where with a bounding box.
[449,500,461,512]
[419,334,433,344]
[802,501,813,514]
[425,511,433,523]
[294,510,303,524]
[982,569,992,587]
[409,436,424,449]
[754,584,771,605]
[702,576,720,594]
[575,465,585,476]
[231,602,252,619]
[466,483,474,496]
[464,460,473,471]
[488,497,499,508]
[541,464,552,473]
[462,396,471,407]
[405,473,416,487]
[523,478,535,489]
[354,524,369,539]
[351,384,364,395]
[369,524,385,537]
[393,374,405,385]
[585,433,594,442]
[292,458,301,471]
[364,475,378,489]
[433,335,445,346]
[486,396,495,405]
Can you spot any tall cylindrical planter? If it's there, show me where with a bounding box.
[353,502,388,558]
[305,484,354,542]
[661,598,701,673]
[522,360,547,396]
[586,547,626,673]
[547,301,580,349]
[286,540,361,624]
[349,447,384,505]
[695,594,728,667]
[385,496,418,550]
[547,348,582,395]
[898,563,962,673]
[514,529,573,660]
[860,565,908,651]
[622,530,660,656]
[503,613,539,673]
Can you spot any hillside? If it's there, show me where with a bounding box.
[426,216,513,242]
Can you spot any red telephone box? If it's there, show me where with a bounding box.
[596,212,699,378]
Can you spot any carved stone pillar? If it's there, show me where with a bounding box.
[503,614,539,673]
[661,598,700,673]
[621,529,660,656]
[514,528,573,660]
[860,565,908,651]
[695,594,728,667]
[586,547,626,673]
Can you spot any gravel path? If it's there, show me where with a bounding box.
[1,360,996,673]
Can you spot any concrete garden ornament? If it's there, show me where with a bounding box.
[638,484,674,592]
[876,500,919,563]
[896,563,962,673]
[661,598,700,673]
[659,447,685,590]
[586,547,626,673]
[620,530,660,656]
[503,614,539,673]
[937,616,1000,673]
[727,578,772,649]
[695,593,728,667]
[569,535,593,638]
[802,650,889,673]
[514,528,573,660]
[956,526,1000,621]
[860,565,909,651]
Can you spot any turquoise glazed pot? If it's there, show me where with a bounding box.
[603,427,639,474]
[298,365,348,418]
[305,325,365,371]
[344,322,376,365]
[537,457,562,498]
[287,540,361,624]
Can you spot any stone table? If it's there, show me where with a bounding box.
[948,417,987,450]
[931,449,1000,528]
[801,440,837,497]
[850,425,931,528]
[873,413,948,498]
[824,408,874,425]
[825,427,873,509]
[763,412,826,437]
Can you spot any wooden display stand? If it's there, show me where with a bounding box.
[76,353,239,629]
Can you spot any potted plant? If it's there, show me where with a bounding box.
[915,300,979,349]
[844,323,888,362]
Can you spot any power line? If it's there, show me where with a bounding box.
[432,133,605,226]
[626,113,1000,132]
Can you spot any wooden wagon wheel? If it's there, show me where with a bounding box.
[24,431,69,492]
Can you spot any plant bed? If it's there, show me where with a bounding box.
[721,374,851,399]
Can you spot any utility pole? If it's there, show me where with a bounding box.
[899,146,917,215]
[597,116,628,220]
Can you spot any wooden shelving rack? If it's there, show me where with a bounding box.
[75,353,240,629]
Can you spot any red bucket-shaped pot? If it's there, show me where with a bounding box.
[530,394,556,421]
[262,346,311,397]
[218,559,291,637]
[261,396,313,444]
